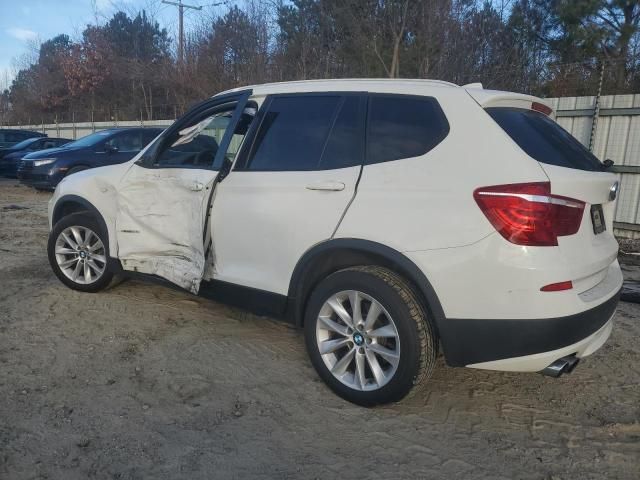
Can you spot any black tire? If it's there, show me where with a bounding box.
[48,212,114,293]
[66,166,88,177]
[304,266,437,406]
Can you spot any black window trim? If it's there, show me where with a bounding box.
[233,91,368,172]
[365,92,450,165]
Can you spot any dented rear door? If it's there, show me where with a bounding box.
[114,91,251,293]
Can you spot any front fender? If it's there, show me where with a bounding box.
[48,162,133,253]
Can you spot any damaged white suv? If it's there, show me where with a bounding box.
[48,80,622,406]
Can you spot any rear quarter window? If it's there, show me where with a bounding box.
[366,95,449,164]
[487,107,603,172]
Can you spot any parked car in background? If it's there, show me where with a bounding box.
[0,137,71,177]
[17,127,163,190]
[0,129,46,149]
[45,80,622,406]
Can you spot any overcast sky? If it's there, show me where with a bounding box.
[0,0,210,87]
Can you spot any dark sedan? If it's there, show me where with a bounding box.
[0,137,71,177]
[17,127,163,190]
[0,129,46,149]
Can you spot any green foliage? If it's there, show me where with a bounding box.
[101,11,171,62]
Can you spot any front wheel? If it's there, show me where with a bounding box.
[48,213,113,292]
[304,266,437,406]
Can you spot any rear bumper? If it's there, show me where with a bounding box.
[470,316,614,372]
[438,288,620,367]
[405,226,622,368]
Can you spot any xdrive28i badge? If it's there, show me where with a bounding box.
[609,181,619,201]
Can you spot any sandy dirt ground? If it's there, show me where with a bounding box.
[0,178,638,480]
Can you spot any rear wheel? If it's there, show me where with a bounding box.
[48,213,113,292]
[304,266,437,406]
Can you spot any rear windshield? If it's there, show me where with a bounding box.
[486,107,603,172]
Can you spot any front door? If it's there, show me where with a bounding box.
[114,91,252,293]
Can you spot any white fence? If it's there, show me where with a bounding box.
[7,119,173,140]
[547,94,640,238]
[8,94,640,237]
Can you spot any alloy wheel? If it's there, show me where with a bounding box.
[316,290,401,391]
[54,226,107,285]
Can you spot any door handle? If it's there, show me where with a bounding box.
[190,181,204,191]
[306,181,346,192]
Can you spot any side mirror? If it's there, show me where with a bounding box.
[104,144,119,154]
[603,159,614,169]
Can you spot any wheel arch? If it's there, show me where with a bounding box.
[287,239,446,336]
[52,195,110,254]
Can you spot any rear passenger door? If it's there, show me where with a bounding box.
[334,94,452,251]
[210,93,366,294]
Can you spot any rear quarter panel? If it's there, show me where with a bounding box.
[335,87,550,252]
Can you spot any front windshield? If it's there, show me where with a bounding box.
[10,138,40,150]
[65,130,113,148]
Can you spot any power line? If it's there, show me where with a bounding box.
[199,1,230,7]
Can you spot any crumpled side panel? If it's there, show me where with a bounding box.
[121,256,203,293]
[114,165,217,293]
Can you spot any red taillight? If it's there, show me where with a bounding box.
[541,281,573,292]
[531,102,553,116]
[473,182,585,246]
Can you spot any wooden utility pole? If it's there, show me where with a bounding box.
[162,0,202,65]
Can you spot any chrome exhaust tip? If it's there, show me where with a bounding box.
[540,355,580,378]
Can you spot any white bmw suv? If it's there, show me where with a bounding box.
[47,79,622,406]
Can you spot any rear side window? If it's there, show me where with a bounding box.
[242,94,364,171]
[367,95,449,164]
[487,107,603,172]
[106,131,144,152]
